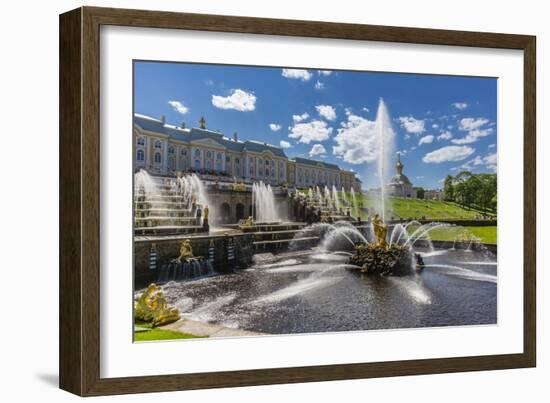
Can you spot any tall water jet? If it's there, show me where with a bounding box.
[350,188,359,217]
[332,186,340,212]
[135,169,160,202]
[374,99,396,222]
[253,181,280,223]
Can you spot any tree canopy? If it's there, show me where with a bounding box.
[444,171,497,213]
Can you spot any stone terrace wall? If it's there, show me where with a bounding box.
[134,233,254,288]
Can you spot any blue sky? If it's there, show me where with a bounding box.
[134,61,497,190]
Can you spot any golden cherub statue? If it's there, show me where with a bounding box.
[241,216,254,227]
[203,205,209,220]
[134,283,181,327]
[372,214,388,249]
[174,239,194,262]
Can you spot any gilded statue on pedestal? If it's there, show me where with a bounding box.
[240,216,254,228]
[372,214,388,249]
[173,239,194,262]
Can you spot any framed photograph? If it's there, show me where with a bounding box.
[59,6,536,396]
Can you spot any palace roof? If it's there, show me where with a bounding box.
[292,157,341,171]
[134,114,287,158]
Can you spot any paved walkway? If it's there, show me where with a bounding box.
[162,319,265,337]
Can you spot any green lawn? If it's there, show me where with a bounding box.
[427,225,497,244]
[406,224,497,244]
[348,193,495,220]
[134,321,206,342]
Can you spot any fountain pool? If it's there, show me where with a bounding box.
[141,247,496,334]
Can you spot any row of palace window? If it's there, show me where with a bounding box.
[297,168,340,186]
[247,157,285,179]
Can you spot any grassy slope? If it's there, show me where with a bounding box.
[425,226,497,244]
[349,193,495,220]
[344,193,497,244]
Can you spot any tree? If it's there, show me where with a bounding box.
[444,175,454,201]
[416,187,425,199]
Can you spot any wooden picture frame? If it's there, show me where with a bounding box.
[59,6,536,396]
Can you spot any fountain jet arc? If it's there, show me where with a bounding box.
[374,98,396,222]
[253,181,281,223]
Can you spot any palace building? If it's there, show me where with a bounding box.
[133,113,361,191]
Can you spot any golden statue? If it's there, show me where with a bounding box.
[240,216,254,227]
[134,283,181,327]
[174,239,194,262]
[372,214,388,249]
[233,182,246,192]
[199,116,206,129]
[204,205,209,220]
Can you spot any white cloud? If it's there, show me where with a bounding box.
[452,152,497,172]
[269,123,281,132]
[422,145,475,163]
[451,128,494,144]
[333,113,380,164]
[315,104,336,121]
[281,68,313,81]
[452,102,469,110]
[437,130,453,141]
[292,112,310,123]
[288,120,333,144]
[459,117,489,131]
[314,80,325,90]
[432,123,439,129]
[211,89,256,111]
[362,107,370,113]
[451,117,494,144]
[279,140,291,149]
[489,143,496,148]
[318,70,333,76]
[309,144,327,157]
[454,155,484,171]
[483,152,497,172]
[168,100,190,114]
[419,135,434,145]
[398,116,426,134]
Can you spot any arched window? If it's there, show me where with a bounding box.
[154,140,162,149]
[137,137,145,146]
[194,159,201,170]
[180,148,187,156]
[180,159,186,170]
[216,161,223,172]
[235,158,240,164]
[137,149,144,161]
[169,156,175,170]
[216,152,222,160]
[168,145,175,154]
[206,151,212,159]
[206,160,212,170]
[154,152,162,164]
[194,149,201,157]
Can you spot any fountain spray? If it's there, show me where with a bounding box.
[374,98,396,222]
